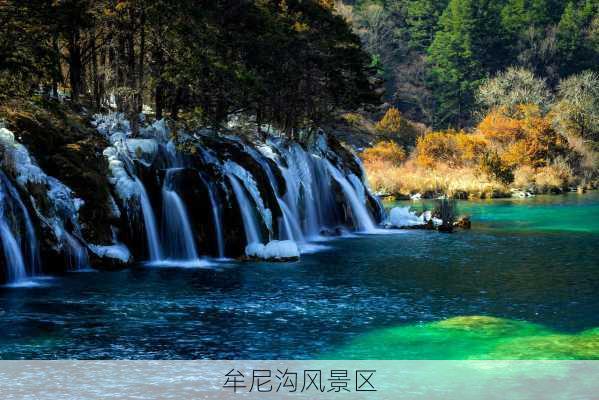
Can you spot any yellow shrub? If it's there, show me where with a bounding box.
[478,108,525,144]
[375,107,420,146]
[375,107,403,134]
[415,130,487,168]
[361,140,406,167]
[341,112,363,127]
[477,104,569,168]
[455,133,488,163]
[501,140,529,167]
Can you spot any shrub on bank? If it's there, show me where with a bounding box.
[362,140,406,166]
[375,107,421,147]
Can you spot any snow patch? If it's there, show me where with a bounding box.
[88,243,132,263]
[245,240,300,261]
[389,207,430,227]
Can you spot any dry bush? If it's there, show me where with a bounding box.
[534,163,572,192]
[375,107,420,146]
[477,108,525,144]
[361,140,406,166]
[415,130,488,168]
[364,159,508,198]
[513,165,536,189]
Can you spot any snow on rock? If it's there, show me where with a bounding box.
[92,112,130,137]
[256,144,279,161]
[264,240,299,260]
[0,127,86,248]
[245,243,266,258]
[140,118,169,141]
[245,240,300,261]
[88,243,132,263]
[102,144,139,201]
[125,138,158,165]
[94,114,169,200]
[389,207,436,228]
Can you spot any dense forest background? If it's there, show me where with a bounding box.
[0,0,377,135]
[340,0,599,197]
[343,0,598,128]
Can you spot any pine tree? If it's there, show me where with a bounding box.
[405,0,448,52]
[427,0,504,128]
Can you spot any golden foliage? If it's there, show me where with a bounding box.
[375,107,421,146]
[361,104,584,197]
[361,140,406,167]
[375,107,403,134]
[477,104,569,168]
[477,108,525,144]
[414,130,488,168]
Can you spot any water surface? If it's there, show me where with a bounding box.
[1,193,597,359]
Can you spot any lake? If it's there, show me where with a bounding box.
[1,192,597,359]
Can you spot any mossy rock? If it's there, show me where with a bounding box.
[1,99,114,244]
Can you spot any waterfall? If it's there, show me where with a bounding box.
[95,113,385,262]
[228,176,262,245]
[63,231,90,271]
[278,200,304,242]
[0,171,40,274]
[134,177,163,261]
[161,169,199,261]
[199,174,225,258]
[224,161,272,238]
[0,171,40,284]
[246,144,304,243]
[325,161,376,232]
[0,219,27,283]
[269,142,337,238]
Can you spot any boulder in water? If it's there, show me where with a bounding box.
[454,216,471,229]
[88,243,132,270]
[245,240,300,262]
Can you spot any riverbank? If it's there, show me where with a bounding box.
[364,159,596,200]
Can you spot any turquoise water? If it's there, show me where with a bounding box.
[0,193,597,359]
[401,192,599,234]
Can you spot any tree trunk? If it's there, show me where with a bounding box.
[68,28,82,101]
[138,7,146,114]
[155,82,164,120]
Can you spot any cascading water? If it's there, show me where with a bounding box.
[134,177,163,261]
[95,113,384,262]
[0,171,40,284]
[0,171,40,275]
[228,176,263,245]
[325,161,376,232]
[198,174,225,258]
[0,218,27,284]
[267,141,339,239]
[161,169,200,261]
[63,231,90,271]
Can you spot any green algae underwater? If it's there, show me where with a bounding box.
[325,316,599,359]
